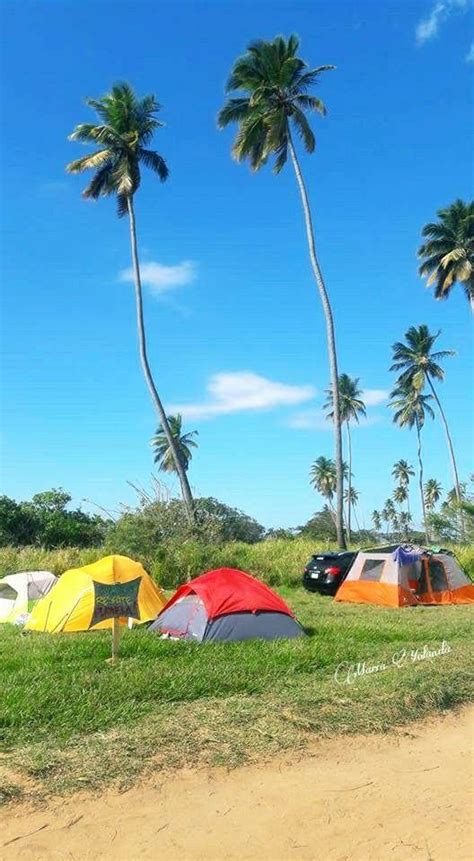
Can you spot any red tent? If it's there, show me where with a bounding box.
[150,568,304,642]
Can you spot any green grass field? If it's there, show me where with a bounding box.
[1,585,473,804]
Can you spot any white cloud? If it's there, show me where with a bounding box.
[119,260,196,295]
[362,389,389,406]
[416,0,469,45]
[466,40,474,61]
[169,372,316,420]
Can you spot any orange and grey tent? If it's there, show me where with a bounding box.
[25,555,165,633]
[335,546,474,608]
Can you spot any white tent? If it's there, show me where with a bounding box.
[0,571,57,624]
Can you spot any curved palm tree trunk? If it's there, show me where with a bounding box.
[288,135,346,550]
[426,374,464,540]
[346,421,352,544]
[415,418,429,544]
[352,503,361,533]
[425,376,462,501]
[126,196,195,521]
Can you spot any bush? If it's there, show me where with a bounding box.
[147,539,321,589]
[0,490,109,549]
[105,496,265,567]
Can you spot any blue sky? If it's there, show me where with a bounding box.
[1,0,473,529]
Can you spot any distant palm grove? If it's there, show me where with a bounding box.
[12,33,467,553]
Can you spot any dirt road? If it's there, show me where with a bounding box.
[1,706,473,861]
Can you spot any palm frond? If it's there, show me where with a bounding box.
[273,141,288,174]
[82,162,116,199]
[66,149,112,174]
[112,156,140,196]
[294,94,327,115]
[217,98,251,128]
[291,66,335,92]
[69,124,124,148]
[138,148,169,181]
[231,111,269,169]
[117,194,129,218]
[291,106,316,152]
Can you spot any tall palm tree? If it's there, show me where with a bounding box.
[418,199,474,310]
[151,414,198,474]
[398,511,412,541]
[66,83,195,521]
[324,374,366,542]
[372,510,382,533]
[392,460,415,488]
[389,382,435,543]
[447,483,467,506]
[218,36,346,548]
[392,459,414,515]
[344,486,361,532]
[424,479,442,514]
[310,456,337,509]
[393,484,408,509]
[310,457,348,524]
[390,325,461,508]
[382,499,397,539]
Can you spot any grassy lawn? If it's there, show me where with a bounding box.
[1,587,473,803]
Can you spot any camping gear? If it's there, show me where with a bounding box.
[0,571,57,624]
[334,546,474,607]
[25,555,165,633]
[150,567,305,642]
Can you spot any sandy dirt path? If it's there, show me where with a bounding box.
[1,706,473,861]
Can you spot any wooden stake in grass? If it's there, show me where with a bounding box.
[111,617,121,663]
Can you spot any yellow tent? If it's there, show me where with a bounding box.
[25,555,165,633]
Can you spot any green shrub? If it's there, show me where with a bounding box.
[0,491,109,549]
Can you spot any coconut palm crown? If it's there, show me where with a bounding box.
[418,199,474,308]
[310,457,348,499]
[151,415,198,474]
[390,382,434,542]
[310,456,337,501]
[323,374,366,425]
[390,325,461,509]
[324,374,366,543]
[390,325,454,392]
[424,479,442,511]
[217,35,334,173]
[66,82,168,216]
[389,384,435,430]
[392,460,415,487]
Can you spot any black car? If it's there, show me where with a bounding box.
[302,551,356,595]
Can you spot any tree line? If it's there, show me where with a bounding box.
[0,487,353,550]
[64,36,473,550]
